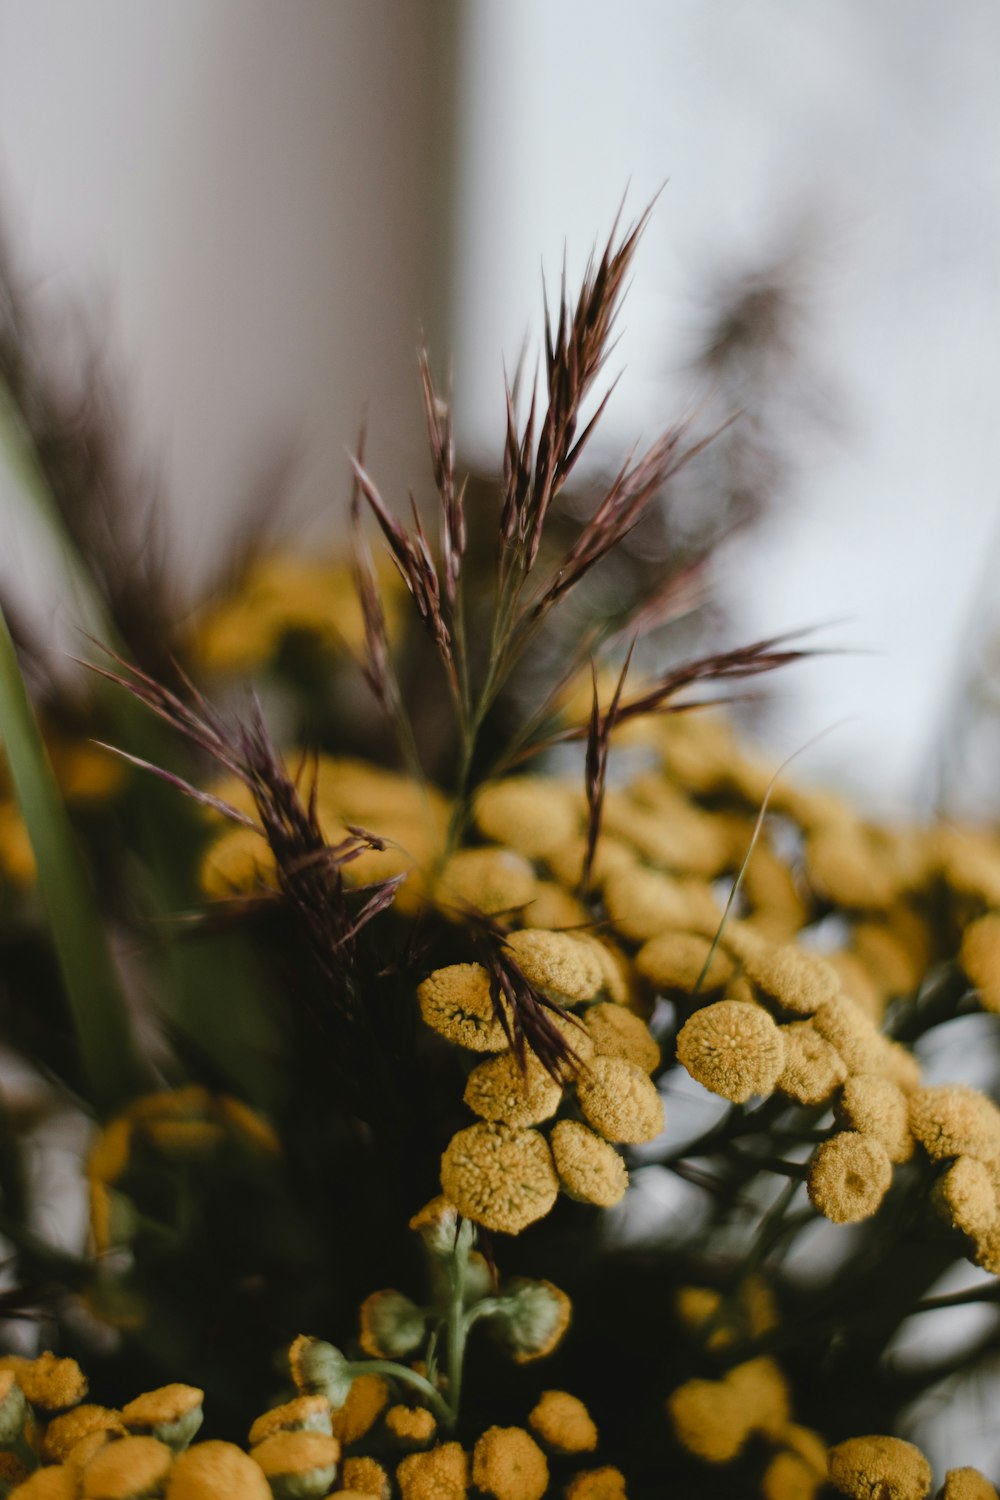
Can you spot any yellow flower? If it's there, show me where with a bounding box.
[939,1469,1000,1500]
[741,942,841,1017]
[804,823,897,910]
[676,1001,785,1104]
[564,1466,628,1500]
[396,1441,468,1500]
[837,1075,914,1163]
[960,913,1000,1013]
[666,1377,751,1462]
[385,1405,437,1447]
[527,1391,597,1454]
[776,1022,847,1106]
[635,930,733,994]
[249,1430,341,1497]
[44,1405,126,1463]
[583,1004,659,1073]
[575,1056,664,1144]
[504,930,603,1002]
[341,1456,392,1500]
[248,1395,332,1447]
[80,1435,174,1498]
[471,1426,548,1500]
[936,1156,999,1239]
[602,864,705,943]
[418,965,511,1052]
[549,1120,628,1208]
[545,833,635,894]
[329,1374,389,1445]
[164,1439,271,1498]
[573,934,631,1005]
[0,1352,87,1413]
[812,996,888,1077]
[826,1434,931,1500]
[474,779,580,859]
[521,883,590,931]
[723,1357,789,1437]
[198,825,275,899]
[463,1054,563,1128]
[86,1119,133,1186]
[6,1468,78,1498]
[121,1385,204,1450]
[440,1123,558,1234]
[762,1448,826,1500]
[851,919,925,999]
[909,1085,1000,1163]
[433,848,537,918]
[807,1132,893,1224]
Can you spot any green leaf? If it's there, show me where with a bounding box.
[0,600,144,1116]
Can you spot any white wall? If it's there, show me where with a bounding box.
[0,0,455,606]
[452,0,1000,813]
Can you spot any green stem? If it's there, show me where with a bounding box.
[445,1243,467,1424]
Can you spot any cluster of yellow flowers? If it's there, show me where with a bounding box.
[189,553,401,677]
[85,1087,279,1257]
[0,734,122,894]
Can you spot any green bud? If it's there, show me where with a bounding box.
[359,1290,426,1358]
[488,1277,572,1363]
[0,1369,27,1446]
[122,1384,204,1451]
[289,1337,354,1410]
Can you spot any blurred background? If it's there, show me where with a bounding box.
[2,0,999,813]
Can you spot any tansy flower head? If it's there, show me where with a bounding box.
[741,942,841,1017]
[676,1001,785,1104]
[804,822,897,910]
[358,1289,426,1359]
[121,1385,203,1451]
[80,1434,174,1498]
[722,1357,790,1437]
[550,1119,628,1207]
[909,1085,1000,1163]
[7,1470,78,1498]
[939,1469,1000,1500]
[418,965,511,1052]
[826,1434,931,1500]
[0,1352,87,1413]
[199,825,275,899]
[545,832,634,894]
[777,1021,847,1106]
[288,1337,354,1409]
[472,1426,548,1500]
[666,1377,752,1463]
[492,1278,572,1363]
[635,930,733,994]
[762,1448,827,1500]
[65,1431,121,1474]
[522,882,589,930]
[504,929,603,1001]
[249,1430,341,1498]
[575,1055,664,1144]
[602,864,702,943]
[248,1396,332,1448]
[463,1053,563,1128]
[396,1441,468,1500]
[808,1132,893,1224]
[837,1075,914,1163]
[528,1391,597,1454]
[572,934,631,1006]
[852,918,925,998]
[935,1155,999,1239]
[342,1456,392,1500]
[440,1123,558,1234]
[164,1439,271,1498]
[433,847,537,919]
[583,1003,659,1073]
[812,996,887,1077]
[329,1374,389,1445]
[474,779,580,859]
[564,1467,628,1500]
[960,913,1000,1013]
[385,1405,437,1447]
